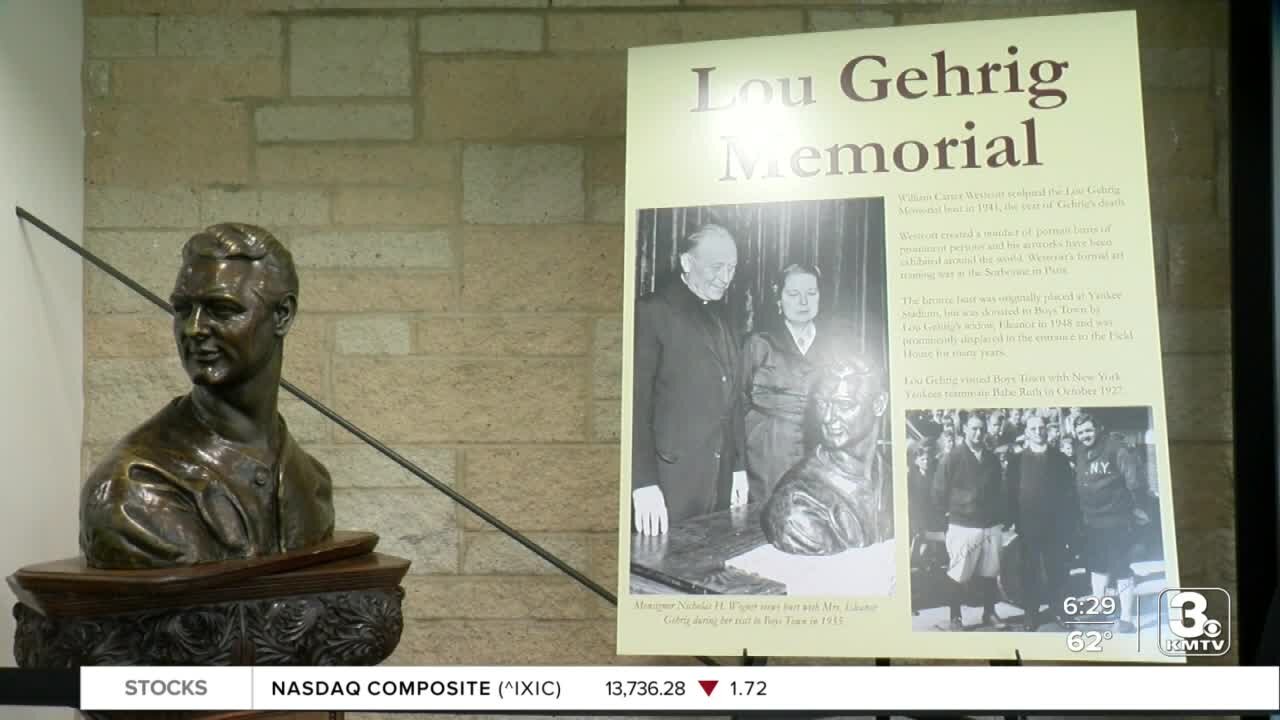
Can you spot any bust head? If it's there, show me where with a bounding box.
[78,223,334,570]
[170,223,298,388]
[813,357,888,452]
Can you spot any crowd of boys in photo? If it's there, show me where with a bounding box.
[906,407,1160,632]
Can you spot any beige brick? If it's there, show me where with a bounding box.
[1213,48,1228,99]
[1140,48,1212,90]
[85,359,188,444]
[88,102,249,185]
[1216,136,1230,222]
[1167,223,1230,307]
[388,619,616,665]
[282,352,328,405]
[1149,177,1216,224]
[587,140,625,224]
[1176,528,1236,590]
[554,0,677,5]
[285,310,329,357]
[88,0,282,11]
[158,17,281,58]
[587,140,625,186]
[401,576,592,620]
[110,60,282,100]
[1159,308,1231,354]
[334,356,587,442]
[257,144,455,185]
[589,185,624,225]
[296,270,455,312]
[199,189,327,227]
[548,11,804,51]
[302,0,548,6]
[334,187,457,226]
[414,315,590,356]
[307,445,455,489]
[808,9,896,31]
[255,104,414,142]
[462,447,618,531]
[461,532,591,575]
[900,4,1080,26]
[335,316,413,355]
[291,17,412,97]
[462,226,622,311]
[335,488,459,572]
[421,56,625,140]
[86,315,174,358]
[1143,93,1214,177]
[86,187,200,228]
[289,231,452,269]
[279,394,333,443]
[87,61,111,97]
[1162,354,1232,443]
[93,0,550,9]
[87,17,156,58]
[420,14,543,53]
[85,231,190,313]
[1151,223,1170,305]
[1169,443,1234,532]
[592,317,622,398]
[463,145,584,224]
[689,0,895,5]
[1135,0,1228,49]
[588,532,618,591]
[592,400,620,442]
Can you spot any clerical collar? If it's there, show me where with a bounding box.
[680,273,712,304]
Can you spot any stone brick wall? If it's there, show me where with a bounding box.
[80,0,1233,673]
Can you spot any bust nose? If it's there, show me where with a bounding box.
[182,305,210,337]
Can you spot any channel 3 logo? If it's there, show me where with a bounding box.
[1158,588,1231,657]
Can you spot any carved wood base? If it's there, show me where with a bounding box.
[9,537,409,719]
[15,586,404,667]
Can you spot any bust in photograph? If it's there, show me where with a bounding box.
[761,357,891,555]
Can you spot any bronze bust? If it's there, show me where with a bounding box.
[761,357,891,554]
[80,223,334,569]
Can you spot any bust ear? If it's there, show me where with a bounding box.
[678,252,693,274]
[872,392,888,417]
[273,293,298,338]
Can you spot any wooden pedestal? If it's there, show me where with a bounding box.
[9,531,411,720]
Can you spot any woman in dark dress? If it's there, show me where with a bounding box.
[740,264,851,503]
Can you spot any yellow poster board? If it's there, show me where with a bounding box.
[617,11,1187,663]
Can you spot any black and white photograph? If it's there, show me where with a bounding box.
[625,197,893,597]
[906,406,1167,633]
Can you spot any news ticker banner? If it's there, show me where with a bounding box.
[81,666,1280,713]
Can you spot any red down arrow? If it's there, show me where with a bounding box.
[698,680,718,696]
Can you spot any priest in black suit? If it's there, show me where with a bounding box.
[631,223,748,535]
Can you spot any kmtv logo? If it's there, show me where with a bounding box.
[1158,588,1231,657]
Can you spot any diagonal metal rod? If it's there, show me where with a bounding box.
[17,206,719,667]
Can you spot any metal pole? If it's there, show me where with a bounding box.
[17,207,723,665]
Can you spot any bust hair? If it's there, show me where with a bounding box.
[821,354,884,394]
[183,223,299,303]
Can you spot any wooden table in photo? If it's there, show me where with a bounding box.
[629,502,786,595]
